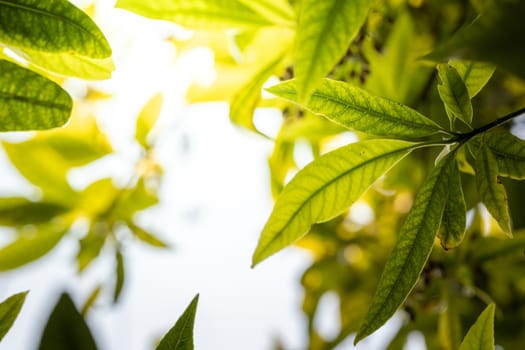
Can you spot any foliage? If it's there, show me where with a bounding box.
[1,0,525,349]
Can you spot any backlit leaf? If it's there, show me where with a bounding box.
[38,293,98,350]
[449,60,495,98]
[437,64,473,126]
[438,159,467,249]
[0,0,111,58]
[157,294,199,350]
[294,0,373,103]
[0,291,28,342]
[0,198,68,226]
[237,0,295,27]
[0,60,72,131]
[136,93,163,149]
[267,79,445,139]
[128,222,169,248]
[458,303,495,350]
[484,132,525,180]
[355,151,455,344]
[116,0,274,30]
[474,141,512,235]
[252,139,417,266]
[76,224,107,272]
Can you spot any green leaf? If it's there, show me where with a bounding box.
[0,224,70,271]
[112,178,159,220]
[157,294,199,350]
[0,198,68,226]
[438,289,462,350]
[0,291,28,342]
[128,222,169,248]
[81,286,102,316]
[136,94,163,149]
[76,223,107,272]
[438,159,467,249]
[458,303,495,350]
[237,0,295,27]
[449,60,495,98]
[113,250,125,303]
[484,132,525,180]
[437,64,473,126]
[0,0,111,58]
[474,140,512,235]
[294,0,373,103]
[116,0,274,30]
[355,151,455,344]
[0,60,72,131]
[252,139,416,266]
[267,79,445,139]
[38,293,98,350]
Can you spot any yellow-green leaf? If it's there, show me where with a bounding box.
[484,132,525,180]
[449,60,495,98]
[252,139,416,266]
[294,0,373,103]
[267,78,445,139]
[437,64,473,126]
[116,0,274,30]
[0,0,111,58]
[0,291,28,342]
[0,198,68,226]
[475,141,512,236]
[128,222,169,248]
[0,59,72,131]
[355,151,455,344]
[135,93,163,149]
[237,0,295,28]
[458,303,495,350]
[157,294,199,350]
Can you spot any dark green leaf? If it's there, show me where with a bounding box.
[113,250,125,303]
[267,79,445,139]
[458,303,495,350]
[253,139,416,266]
[484,132,525,180]
[136,94,163,149]
[449,60,495,98]
[0,198,68,226]
[437,64,473,126]
[294,0,373,103]
[474,140,512,235]
[355,151,456,344]
[0,0,111,58]
[438,159,467,249]
[0,59,72,131]
[0,291,28,341]
[157,294,199,350]
[38,293,98,350]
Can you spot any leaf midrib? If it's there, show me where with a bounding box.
[0,92,70,111]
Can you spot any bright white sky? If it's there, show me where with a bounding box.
[0,1,423,349]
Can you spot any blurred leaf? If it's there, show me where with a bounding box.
[0,0,111,58]
[483,132,525,180]
[76,223,108,272]
[113,178,159,220]
[0,60,71,131]
[438,159,466,249]
[128,222,169,248]
[38,293,98,350]
[81,286,102,316]
[438,291,462,350]
[425,1,525,80]
[77,178,119,217]
[474,141,512,236]
[252,139,416,266]
[116,0,275,30]
[437,64,473,126]
[0,224,70,271]
[449,60,495,98]
[12,47,114,80]
[113,250,125,303]
[267,79,445,139]
[355,152,455,344]
[237,0,295,27]
[458,303,495,350]
[0,198,68,226]
[0,291,28,342]
[157,294,199,350]
[136,94,163,149]
[294,0,373,103]
[469,235,525,262]
[268,138,296,197]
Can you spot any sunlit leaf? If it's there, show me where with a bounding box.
[355,151,455,344]
[81,286,102,316]
[267,79,445,139]
[484,132,525,180]
[252,139,417,266]
[458,303,495,350]
[128,222,169,248]
[136,94,163,149]
[437,64,473,126]
[449,60,495,98]
[113,250,125,303]
[38,293,98,350]
[77,178,119,217]
[474,141,512,235]
[0,198,68,226]
[0,60,72,131]
[0,0,110,58]
[157,294,199,350]
[0,224,70,271]
[237,0,295,27]
[294,0,373,103]
[76,224,107,272]
[113,178,159,219]
[116,0,274,30]
[438,159,466,249]
[0,291,28,342]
